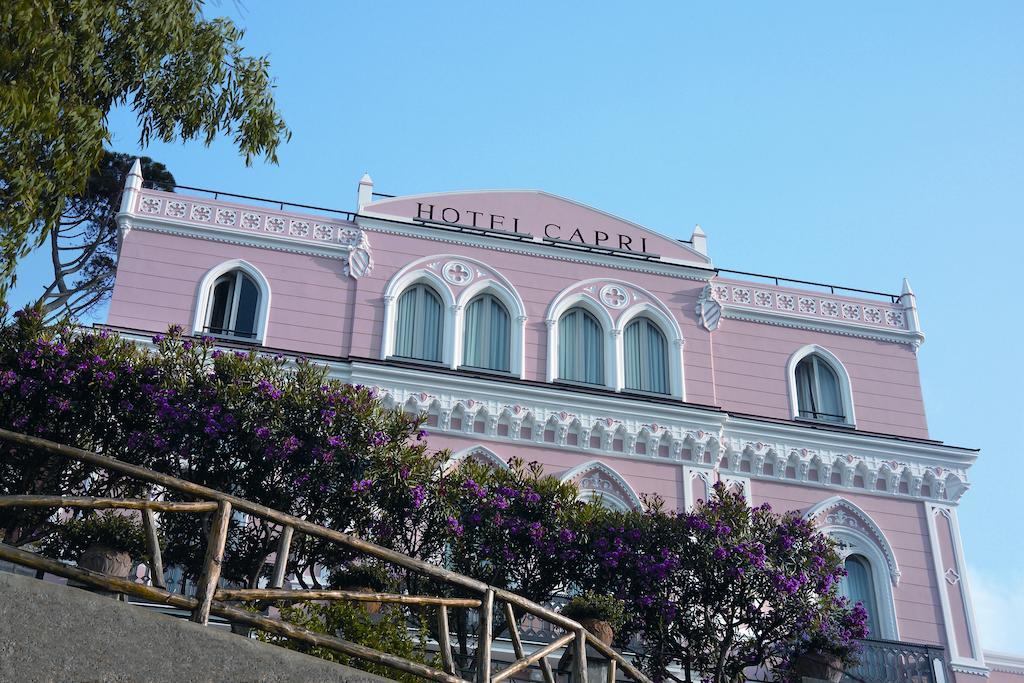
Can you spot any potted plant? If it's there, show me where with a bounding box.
[787,631,863,683]
[329,563,391,614]
[560,591,626,646]
[42,511,149,581]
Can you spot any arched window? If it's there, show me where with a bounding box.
[623,317,669,394]
[462,293,511,372]
[795,354,845,423]
[205,270,260,340]
[842,554,880,637]
[558,307,604,385]
[394,284,443,362]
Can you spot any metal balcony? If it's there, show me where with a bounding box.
[842,638,947,683]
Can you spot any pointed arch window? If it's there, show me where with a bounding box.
[841,554,880,637]
[462,293,511,372]
[205,270,260,340]
[394,284,443,362]
[795,354,845,423]
[558,307,604,385]
[623,317,669,394]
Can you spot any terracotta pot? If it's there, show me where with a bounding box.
[78,544,133,579]
[790,652,844,683]
[578,617,614,646]
[344,585,382,615]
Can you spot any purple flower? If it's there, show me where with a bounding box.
[255,427,271,439]
[352,478,374,492]
[328,435,346,448]
[411,485,426,508]
[417,430,429,440]
[152,334,165,344]
[447,516,464,536]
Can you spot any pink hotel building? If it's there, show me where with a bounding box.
[106,163,1023,682]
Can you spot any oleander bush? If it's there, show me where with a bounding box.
[0,306,867,683]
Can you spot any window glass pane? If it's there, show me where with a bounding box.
[489,296,510,372]
[208,275,234,334]
[795,357,816,416]
[815,358,843,422]
[234,275,259,337]
[394,284,443,362]
[842,555,880,637]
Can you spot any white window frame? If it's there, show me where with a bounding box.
[193,259,271,344]
[616,302,686,399]
[785,344,856,427]
[454,278,527,378]
[546,294,616,389]
[381,270,456,367]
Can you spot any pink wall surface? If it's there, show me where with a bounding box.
[111,191,931,439]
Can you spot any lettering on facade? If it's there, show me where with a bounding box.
[415,202,649,252]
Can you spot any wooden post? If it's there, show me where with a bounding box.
[438,605,456,675]
[141,508,165,589]
[190,500,231,625]
[477,589,494,683]
[575,628,589,683]
[270,525,293,588]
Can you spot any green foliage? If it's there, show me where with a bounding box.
[258,600,436,683]
[39,151,175,321]
[0,0,289,292]
[329,563,392,592]
[41,511,149,562]
[560,591,626,632]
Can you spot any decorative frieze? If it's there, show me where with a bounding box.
[129,189,373,280]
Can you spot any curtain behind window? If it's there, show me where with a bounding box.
[624,317,669,394]
[842,555,880,637]
[463,294,510,372]
[559,307,603,384]
[395,284,443,362]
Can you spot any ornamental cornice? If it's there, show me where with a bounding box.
[721,306,924,350]
[340,360,973,505]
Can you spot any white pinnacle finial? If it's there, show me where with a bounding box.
[901,277,914,297]
[691,224,708,258]
[120,158,144,214]
[357,172,374,210]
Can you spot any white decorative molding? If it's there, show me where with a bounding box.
[696,283,722,332]
[447,444,509,471]
[804,496,901,586]
[926,503,989,673]
[804,496,900,640]
[546,278,686,398]
[561,460,644,511]
[984,651,1024,675]
[191,259,272,344]
[784,344,857,427]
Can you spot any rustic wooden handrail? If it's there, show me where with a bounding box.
[215,588,482,607]
[0,495,217,512]
[0,428,653,683]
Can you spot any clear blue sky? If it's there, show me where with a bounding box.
[11,1,1024,651]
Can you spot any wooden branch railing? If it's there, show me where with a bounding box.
[0,428,652,683]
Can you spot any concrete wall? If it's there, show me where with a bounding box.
[0,571,388,683]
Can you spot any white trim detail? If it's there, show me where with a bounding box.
[447,444,510,471]
[926,503,989,673]
[545,291,617,389]
[803,498,900,641]
[785,344,857,427]
[546,278,686,398]
[192,259,272,344]
[560,460,644,511]
[616,300,686,399]
[382,255,527,377]
[984,651,1024,675]
[804,496,900,586]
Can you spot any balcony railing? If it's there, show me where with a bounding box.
[842,638,946,683]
